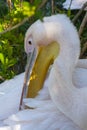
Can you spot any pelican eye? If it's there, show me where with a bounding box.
[28,41,32,45]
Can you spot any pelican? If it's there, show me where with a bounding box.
[0,14,87,130]
[63,0,87,10]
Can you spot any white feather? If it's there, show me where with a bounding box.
[63,0,87,10]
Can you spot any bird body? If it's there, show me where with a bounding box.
[0,14,87,130]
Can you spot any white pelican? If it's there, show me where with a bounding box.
[0,14,87,130]
[63,0,87,10]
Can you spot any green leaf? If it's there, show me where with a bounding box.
[0,53,4,64]
[7,59,17,68]
[6,57,8,64]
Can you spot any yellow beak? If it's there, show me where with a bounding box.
[26,42,59,98]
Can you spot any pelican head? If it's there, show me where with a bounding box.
[24,20,48,54]
[25,14,80,67]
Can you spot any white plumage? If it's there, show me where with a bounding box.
[0,73,24,120]
[63,0,87,10]
[0,14,87,130]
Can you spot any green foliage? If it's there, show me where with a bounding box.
[0,0,34,81]
[0,30,25,80]
[0,40,16,79]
